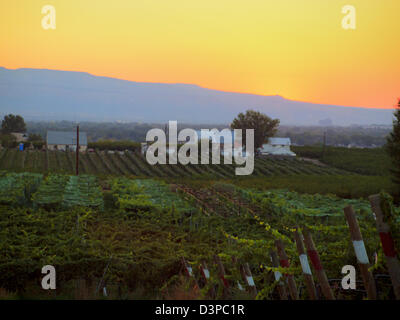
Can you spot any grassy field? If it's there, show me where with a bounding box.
[292,145,392,176]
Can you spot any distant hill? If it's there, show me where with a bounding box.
[0,67,394,125]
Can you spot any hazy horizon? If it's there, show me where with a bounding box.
[0,67,395,126]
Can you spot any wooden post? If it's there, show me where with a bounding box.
[344,205,377,299]
[199,261,215,298]
[181,256,194,277]
[181,257,199,290]
[270,250,289,300]
[369,194,400,299]
[214,255,230,297]
[231,256,245,291]
[275,239,299,300]
[200,261,210,282]
[240,263,257,297]
[303,230,335,300]
[293,230,317,300]
[76,125,79,175]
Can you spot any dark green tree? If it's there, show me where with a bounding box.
[27,133,43,142]
[1,114,26,134]
[0,134,17,148]
[386,99,400,188]
[230,110,280,149]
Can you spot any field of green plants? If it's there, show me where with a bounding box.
[292,146,391,176]
[0,172,399,300]
[0,149,396,200]
[0,149,350,178]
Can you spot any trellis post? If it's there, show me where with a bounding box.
[270,250,289,300]
[199,261,216,299]
[369,194,400,299]
[293,229,317,300]
[181,256,199,289]
[275,239,299,300]
[214,254,230,298]
[344,205,377,299]
[240,262,257,297]
[231,256,245,291]
[303,230,335,300]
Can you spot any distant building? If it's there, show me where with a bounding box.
[11,132,28,143]
[46,131,87,152]
[260,137,296,156]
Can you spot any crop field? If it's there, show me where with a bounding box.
[292,146,392,176]
[0,149,350,178]
[0,172,399,300]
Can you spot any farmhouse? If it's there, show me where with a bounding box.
[46,131,87,152]
[11,132,28,143]
[260,137,296,156]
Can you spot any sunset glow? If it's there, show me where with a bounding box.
[1,0,399,108]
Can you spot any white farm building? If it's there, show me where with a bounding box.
[259,137,296,156]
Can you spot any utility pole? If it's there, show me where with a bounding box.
[76,125,79,175]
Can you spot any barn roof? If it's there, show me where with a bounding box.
[46,131,87,146]
[267,137,291,146]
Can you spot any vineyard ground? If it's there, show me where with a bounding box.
[0,149,396,199]
[0,172,399,300]
[0,146,399,299]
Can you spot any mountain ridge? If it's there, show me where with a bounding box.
[0,67,394,125]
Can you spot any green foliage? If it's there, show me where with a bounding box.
[1,114,26,134]
[230,110,280,149]
[111,177,156,211]
[292,145,391,176]
[386,100,400,190]
[31,174,103,210]
[0,134,18,148]
[0,172,42,206]
[0,175,397,299]
[231,175,397,200]
[62,175,104,210]
[27,133,43,142]
[32,174,70,207]
[0,149,352,180]
[110,178,196,214]
[379,191,400,257]
[88,140,141,152]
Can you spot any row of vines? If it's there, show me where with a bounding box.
[1,174,399,299]
[0,149,350,178]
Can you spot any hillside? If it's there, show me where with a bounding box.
[0,67,394,125]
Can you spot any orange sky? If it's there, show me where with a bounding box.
[0,0,399,108]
